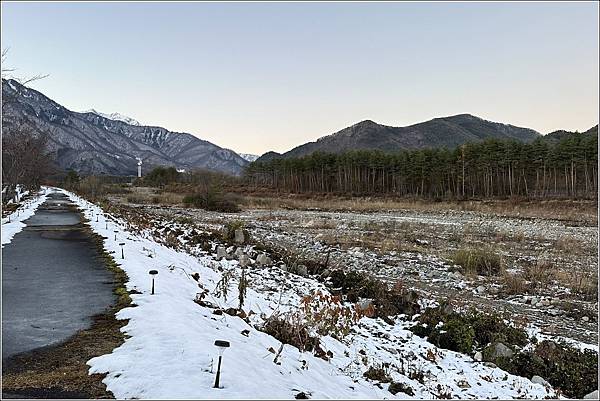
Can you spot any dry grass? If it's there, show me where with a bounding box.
[237,194,597,225]
[555,269,599,301]
[502,271,530,295]
[451,247,503,276]
[524,256,556,291]
[556,235,585,254]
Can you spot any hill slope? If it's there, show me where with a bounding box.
[2,79,248,176]
[259,114,540,161]
[542,125,598,144]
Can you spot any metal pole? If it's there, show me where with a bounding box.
[121,247,124,259]
[213,355,222,388]
[151,278,155,295]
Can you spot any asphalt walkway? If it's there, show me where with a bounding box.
[2,191,114,361]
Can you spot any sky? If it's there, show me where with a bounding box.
[1,2,598,155]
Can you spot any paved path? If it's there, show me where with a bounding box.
[2,191,115,361]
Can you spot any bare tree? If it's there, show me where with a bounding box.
[2,126,55,203]
[2,49,53,203]
[2,48,48,108]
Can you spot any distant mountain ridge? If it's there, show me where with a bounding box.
[239,153,260,162]
[257,114,541,162]
[2,79,248,176]
[83,109,141,126]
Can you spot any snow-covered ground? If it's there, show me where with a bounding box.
[1,187,49,247]
[59,188,558,399]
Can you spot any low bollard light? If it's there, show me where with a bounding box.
[114,230,118,241]
[149,270,158,294]
[119,242,125,259]
[213,340,230,388]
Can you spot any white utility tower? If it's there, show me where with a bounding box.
[136,158,142,178]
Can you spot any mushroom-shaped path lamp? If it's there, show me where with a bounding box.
[149,269,158,295]
[119,242,125,259]
[213,340,230,388]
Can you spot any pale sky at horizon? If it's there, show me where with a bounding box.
[2,1,598,155]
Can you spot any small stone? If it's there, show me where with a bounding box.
[476,285,486,294]
[357,299,373,311]
[443,304,454,315]
[540,299,550,307]
[531,375,550,387]
[474,351,483,362]
[452,271,463,279]
[483,362,497,369]
[582,316,590,322]
[457,379,470,389]
[279,264,288,272]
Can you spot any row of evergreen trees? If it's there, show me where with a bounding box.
[244,133,597,199]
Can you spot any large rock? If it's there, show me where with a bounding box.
[531,375,550,387]
[256,253,272,266]
[239,254,251,268]
[234,247,245,259]
[487,342,514,360]
[234,228,246,244]
[584,390,599,399]
[293,264,308,276]
[216,246,228,260]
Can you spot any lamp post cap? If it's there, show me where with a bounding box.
[149,270,159,275]
[214,340,230,348]
[119,242,126,246]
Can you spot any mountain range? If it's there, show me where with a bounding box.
[257,114,542,162]
[2,79,249,176]
[4,78,592,177]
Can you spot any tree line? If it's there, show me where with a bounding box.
[244,133,598,199]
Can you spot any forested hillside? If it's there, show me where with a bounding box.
[245,128,598,199]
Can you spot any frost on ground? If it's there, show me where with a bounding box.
[59,188,560,400]
[1,187,49,247]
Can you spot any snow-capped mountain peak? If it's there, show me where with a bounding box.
[84,108,141,126]
[239,153,259,162]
